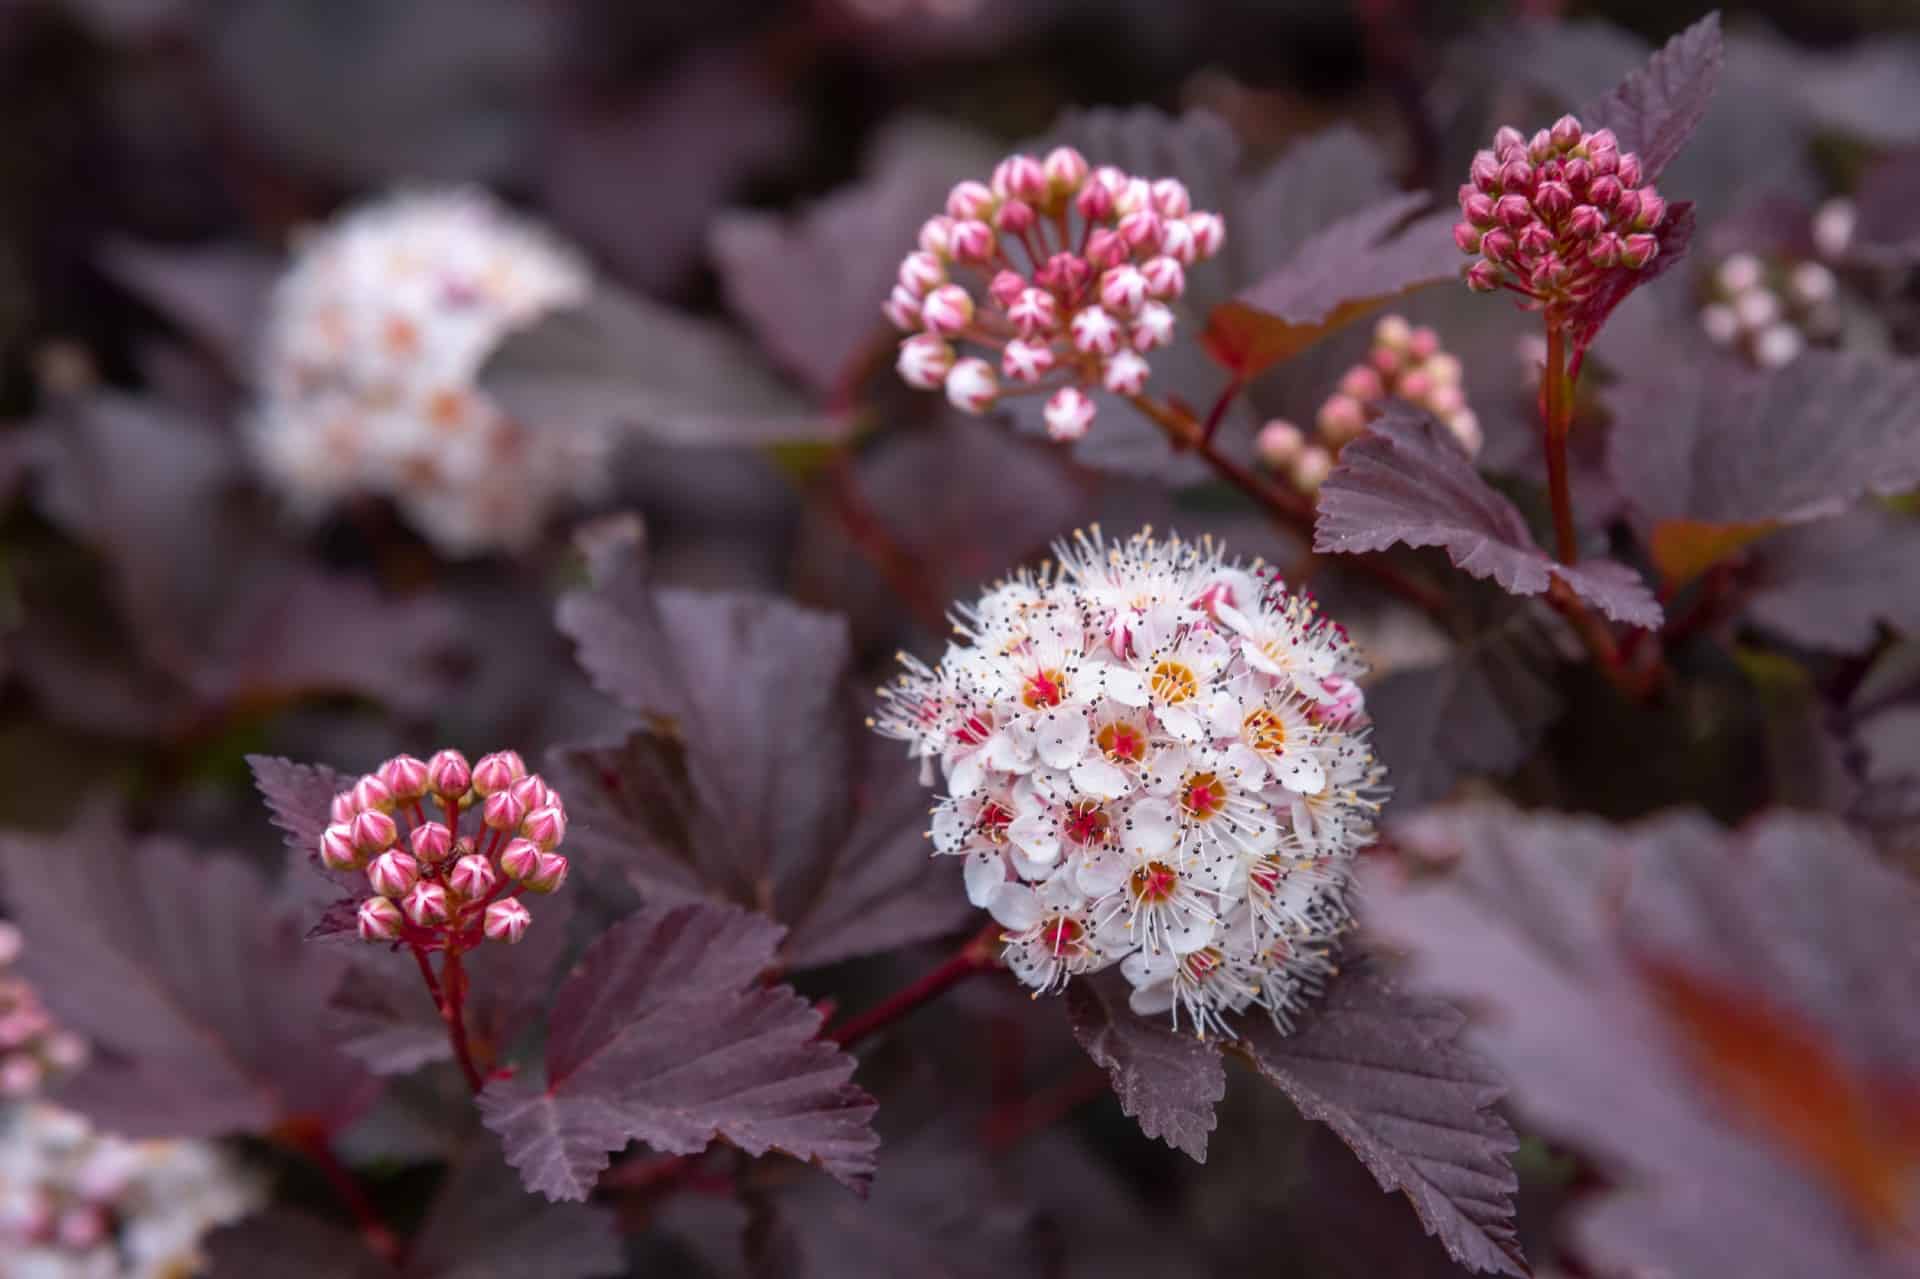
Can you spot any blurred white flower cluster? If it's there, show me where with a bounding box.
[0,923,87,1100]
[1697,246,1842,370]
[254,189,601,555]
[0,1105,259,1278]
[874,528,1386,1036]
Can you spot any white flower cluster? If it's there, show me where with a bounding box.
[254,189,601,555]
[875,528,1386,1036]
[0,1105,260,1278]
[1697,250,1840,369]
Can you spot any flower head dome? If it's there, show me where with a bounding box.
[254,189,600,555]
[874,527,1386,1036]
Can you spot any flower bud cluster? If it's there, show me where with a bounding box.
[1456,116,1667,311]
[0,924,88,1100]
[323,750,568,952]
[873,527,1386,1037]
[1257,315,1479,492]
[885,149,1225,440]
[1697,250,1841,369]
[254,190,605,555]
[0,1104,260,1277]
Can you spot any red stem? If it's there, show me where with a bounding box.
[1542,321,1579,566]
[829,924,1002,1047]
[286,1128,400,1265]
[418,946,486,1094]
[821,451,952,635]
[985,1066,1112,1152]
[1198,373,1246,446]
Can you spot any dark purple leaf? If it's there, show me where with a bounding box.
[0,805,375,1138]
[98,238,280,377]
[477,901,878,1201]
[1231,124,1399,281]
[1608,350,1920,583]
[1205,199,1460,380]
[479,282,844,449]
[1234,970,1526,1278]
[552,527,968,969]
[1316,409,1662,627]
[1374,807,1920,1279]
[1742,509,1920,653]
[248,754,367,935]
[206,1145,624,1278]
[1066,969,1226,1162]
[1580,13,1724,183]
[1851,148,1920,268]
[1365,618,1565,813]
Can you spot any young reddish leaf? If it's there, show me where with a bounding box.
[1564,200,1696,372]
[0,805,375,1138]
[1609,350,1920,582]
[1647,516,1779,590]
[1233,970,1527,1278]
[477,901,878,1202]
[1374,807,1920,1279]
[1742,510,1920,653]
[1066,970,1226,1162]
[1316,409,1662,627]
[1580,13,1725,183]
[552,528,969,969]
[1365,619,1565,812]
[206,1145,625,1278]
[1203,198,1459,380]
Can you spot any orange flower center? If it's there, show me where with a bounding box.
[1182,772,1228,821]
[1064,801,1110,846]
[1022,668,1067,709]
[1243,706,1287,753]
[1096,721,1146,763]
[1150,660,1199,705]
[1129,861,1180,904]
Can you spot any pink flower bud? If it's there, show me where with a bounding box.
[920,284,974,336]
[1517,223,1555,258]
[1317,394,1367,444]
[988,269,1026,308]
[1339,365,1385,401]
[882,287,921,331]
[1527,254,1569,292]
[1070,305,1122,356]
[1453,222,1485,254]
[918,215,955,258]
[366,849,419,898]
[378,755,429,801]
[1613,190,1641,225]
[1562,157,1593,189]
[500,837,541,881]
[1099,264,1148,315]
[1470,150,1500,193]
[525,852,570,894]
[473,750,526,795]
[357,896,403,942]
[1084,227,1127,269]
[1369,345,1403,377]
[0,1054,41,1096]
[329,791,358,825]
[1479,229,1515,263]
[0,922,19,966]
[1115,176,1151,216]
[1076,181,1114,223]
[991,154,1046,202]
[351,775,395,814]
[948,219,995,264]
[427,749,471,799]
[1616,153,1643,189]
[1527,128,1553,163]
[995,198,1036,235]
[1587,175,1622,209]
[1534,181,1573,221]
[1150,178,1191,218]
[1185,212,1225,259]
[484,898,531,944]
[522,804,567,850]
[1461,191,1496,227]
[899,250,945,296]
[1038,252,1090,296]
[1043,146,1088,195]
[1498,159,1533,193]
[449,853,498,900]
[350,810,398,857]
[1492,126,1526,157]
[946,180,996,221]
[1588,233,1624,269]
[1494,194,1533,231]
[410,821,453,865]
[1140,256,1184,300]
[897,333,955,389]
[945,357,999,414]
[1044,387,1095,442]
[1465,260,1502,292]
[1159,217,1198,266]
[1550,114,1583,149]
[1008,287,1058,337]
[1293,445,1333,493]
[402,880,450,927]
[1102,350,1150,396]
[1567,205,1605,240]
[1001,338,1056,383]
[1131,301,1175,351]
[1428,383,1465,416]
[1408,326,1440,360]
[1256,419,1304,468]
[1620,233,1659,270]
[321,823,362,871]
[1399,369,1434,401]
[1633,191,1667,230]
[483,790,527,834]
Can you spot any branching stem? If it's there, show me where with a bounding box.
[828,923,1003,1047]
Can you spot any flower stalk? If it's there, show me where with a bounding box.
[828,923,1004,1047]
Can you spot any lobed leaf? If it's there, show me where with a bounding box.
[478,901,877,1202]
[1742,509,1920,653]
[1235,970,1527,1277]
[1580,12,1725,183]
[1066,969,1226,1162]
[1315,409,1662,627]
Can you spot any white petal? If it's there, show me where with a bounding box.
[930,804,969,855]
[1077,848,1128,897]
[1278,749,1328,796]
[1008,811,1060,864]
[1213,601,1255,637]
[1222,744,1270,787]
[1124,799,1180,857]
[1167,910,1217,954]
[949,749,986,797]
[1034,709,1091,771]
[1103,666,1150,707]
[964,848,1005,907]
[1122,946,1174,986]
[1128,981,1176,1016]
[1158,702,1204,742]
[1069,756,1132,799]
[1010,842,1057,880]
[989,882,1043,930]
